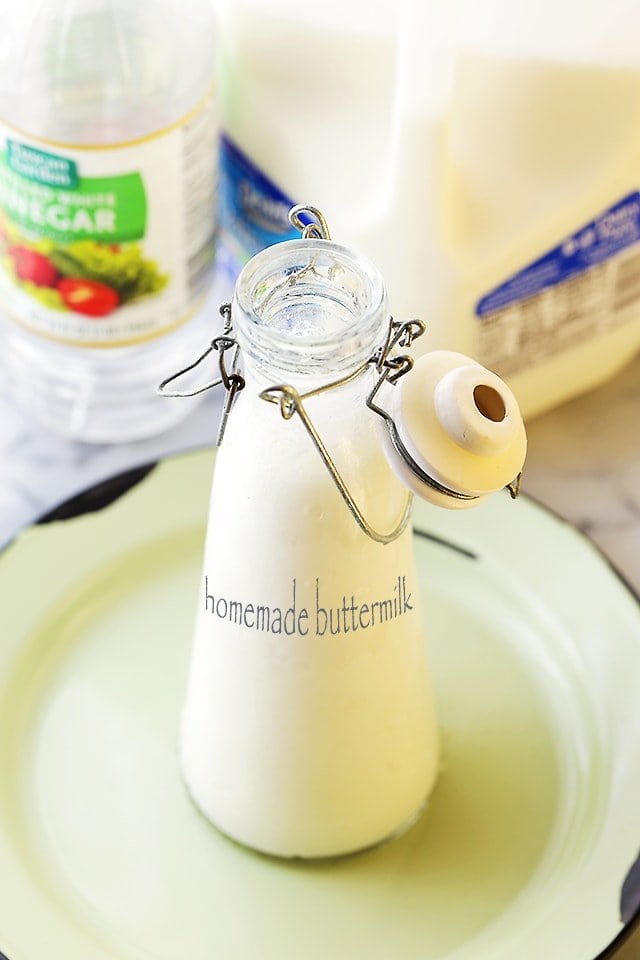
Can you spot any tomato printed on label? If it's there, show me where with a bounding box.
[57,277,120,317]
[9,245,58,287]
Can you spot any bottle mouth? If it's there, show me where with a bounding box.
[232,239,387,377]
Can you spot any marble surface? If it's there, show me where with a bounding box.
[0,379,222,550]
[0,349,639,958]
[523,354,640,598]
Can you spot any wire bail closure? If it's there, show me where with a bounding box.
[259,314,425,545]
[156,303,245,445]
[288,204,332,240]
[157,204,521,543]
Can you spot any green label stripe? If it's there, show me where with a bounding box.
[0,146,147,243]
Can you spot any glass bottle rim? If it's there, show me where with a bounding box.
[232,238,388,377]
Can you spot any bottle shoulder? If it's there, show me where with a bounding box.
[0,0,216,143]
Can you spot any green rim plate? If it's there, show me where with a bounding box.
[0,448,638,960]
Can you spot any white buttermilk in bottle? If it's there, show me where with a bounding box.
[177,208,526,858]
[181,233,439,858]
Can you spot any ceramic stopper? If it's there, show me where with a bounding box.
[381,351,527,509]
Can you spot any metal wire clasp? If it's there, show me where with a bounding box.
[289,204,332,240]
[259,316,424,545]
[156,303,245,445]
[364,319,480,505]
[366,317,522,503]
[258,309,521,538]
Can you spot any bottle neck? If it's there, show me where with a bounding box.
[232,238,388,387]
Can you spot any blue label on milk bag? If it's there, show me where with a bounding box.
[477,192,640,317]
[475,191,640,375]
[219,135,312,278]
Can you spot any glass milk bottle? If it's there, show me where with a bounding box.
[0,0,217,441]
[174,208,526,859]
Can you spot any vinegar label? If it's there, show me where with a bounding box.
[0,91,217,347]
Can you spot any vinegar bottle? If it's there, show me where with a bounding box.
[0,0,217,441]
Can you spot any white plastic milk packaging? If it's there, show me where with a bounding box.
[167,207,526,858]
[214,0,640,419]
